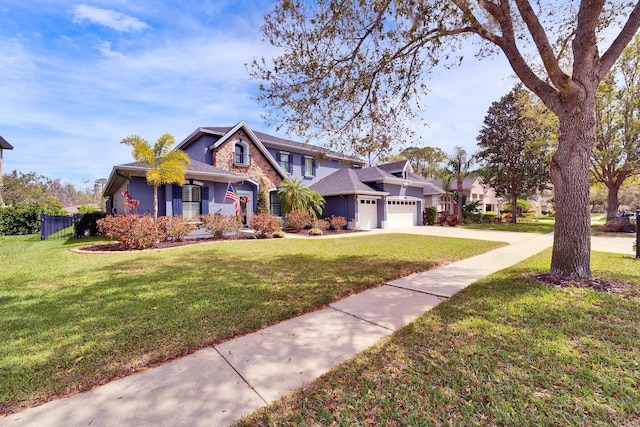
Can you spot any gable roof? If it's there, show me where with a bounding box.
[0,135,13,150]
[432,175,483,192]
[176,121,362,164]
[376,160,412,175]
[103,160,245,197]
[309,168,387,197]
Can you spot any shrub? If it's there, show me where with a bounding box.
[423,206,437,225]
[437,211,448,226]
[97,214,166,250]
[78,205,98,214]
[313,219,330,231]
[249,213,281,238]
[0,205,42,235]
[329,215,347,230]
[482,212,497,223]
[255,179,270,215]
[308,227,323,236]
[74,211,107,237]
[201,214,240,239]
[446,215,459,227]
[285,210,312,232]
[273,229,286,238]
[158,216,197,241]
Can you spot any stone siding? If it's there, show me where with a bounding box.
[213,130,283,189]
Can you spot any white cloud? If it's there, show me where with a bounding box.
[72,5,149,32]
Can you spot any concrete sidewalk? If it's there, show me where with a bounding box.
[0,229,632,426]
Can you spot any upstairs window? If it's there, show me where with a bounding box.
[279,151,291,174]
[304,157,314,177]
[234,140,250,166]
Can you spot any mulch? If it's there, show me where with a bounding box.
[78,228,360,252]
[530,272,636,298]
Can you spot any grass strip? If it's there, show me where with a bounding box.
[0,233,502,413]
[238,250,640,426]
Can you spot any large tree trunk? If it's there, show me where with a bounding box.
[606,183,621,222]
[511,193,518,224]
[549,105,594,279]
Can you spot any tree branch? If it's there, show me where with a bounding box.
[597,2,640,79]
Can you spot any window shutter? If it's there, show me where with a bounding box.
[201,186,209,215]
[289,155,293,174]
[172,184,182,216]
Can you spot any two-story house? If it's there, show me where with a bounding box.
[103,121,432,229]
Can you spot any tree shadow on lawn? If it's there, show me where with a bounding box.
[1,248,440,414]
[243,265,640,426]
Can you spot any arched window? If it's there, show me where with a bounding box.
[234,139,250,166]
[182,184,202,218]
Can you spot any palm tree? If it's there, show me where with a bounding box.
[121,134,190,218]
[277,178,325,218]
[446,146,474,223]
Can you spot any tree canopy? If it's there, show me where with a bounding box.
[121,134,190,218]
[476,85,553,223]
[251,0,640,278]
[590,34,640,220]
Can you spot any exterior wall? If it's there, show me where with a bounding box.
[213,130,282,189]
[323,195,356,223]
[110,182,129,214]
[264,147,353,185]
[182,134,219,164]
[129,177,155,215]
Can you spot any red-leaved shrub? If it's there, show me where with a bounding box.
[157,216,197,241]
[97,214,167,250]
[200,214,240,239]
[285,210,312,232]
[249,213,281,238]
[328,215,347,230]
[314,219,330,231]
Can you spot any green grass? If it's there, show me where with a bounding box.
[237,250,640,427]
[0,233,503,414]
[461,221,555,234]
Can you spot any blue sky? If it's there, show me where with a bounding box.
[0,1,515,190]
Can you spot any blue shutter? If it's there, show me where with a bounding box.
[289,154,293,174]
[201,186,209,215]
[172,184,182,216]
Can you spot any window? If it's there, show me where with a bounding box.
[182,184,201,219]
[279,152,291,173]
[304,157,314,177]
[234,141,249,166]
[270,191,281,216]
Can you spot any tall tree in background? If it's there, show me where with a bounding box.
[400,146,447,178]
[590,35,640,221]
[251,0,640,278]
[121,134,190,218]
[476,85,552,223]
[446,146,474,223]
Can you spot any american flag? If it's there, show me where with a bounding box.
[225,183,241,216]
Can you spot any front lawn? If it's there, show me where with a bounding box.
[0,233,502,414]
[238,250,640,426]
[461,221,555,234]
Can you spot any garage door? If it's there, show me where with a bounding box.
[387,200,418,228]
[358,199,378,229]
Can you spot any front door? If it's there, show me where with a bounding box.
[238,190,253,226]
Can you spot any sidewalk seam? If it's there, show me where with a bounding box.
[213,347,269,405]
[385,283,452,299]
[328,306,396,332]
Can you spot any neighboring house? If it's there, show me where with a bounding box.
[431,176,503,215]
[0,135,14,206]
[103,121,432,229]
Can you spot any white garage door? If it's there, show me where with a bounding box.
[387,200,418,228]
[358,199,378,229]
